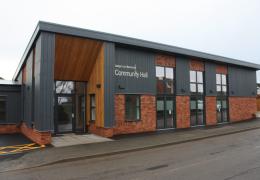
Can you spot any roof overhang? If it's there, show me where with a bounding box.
[12,21,260,80]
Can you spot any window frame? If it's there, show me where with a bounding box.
[0,96,7,123]
[189,70,205,126]
[90,94,96,122]
[216,73,229,123]
[156,66,175,95]
[125,95,141,122]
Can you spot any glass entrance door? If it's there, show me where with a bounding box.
[55,81,86,134]
[156,96,175,129]
[57,96,74,133]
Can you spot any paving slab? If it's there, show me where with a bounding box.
[0,118,260,173]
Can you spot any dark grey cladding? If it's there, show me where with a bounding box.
[104,42,116,127]
[176,56,190,95]
[228,65,257,97]
[205,62,217,96]
[0,85,21,124]
[34,32,55,131]
[114,46,156,94]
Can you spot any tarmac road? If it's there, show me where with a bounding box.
[2,129,260,180]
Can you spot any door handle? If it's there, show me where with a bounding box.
[72,113,75,118]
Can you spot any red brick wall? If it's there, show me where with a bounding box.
[257,95,260,111]
[205,96,217,125]
[176,96,190,128]
[20,123,51,145]
[216,64,228,74]
[0,124,20,134]
[113,94,156,135]
[190,60,205,71]
[229,97,257,122]
[155,54,176,67]
[88,123,113,137]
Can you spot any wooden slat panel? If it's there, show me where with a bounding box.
[55,34,103,81]
[86,45,104,127]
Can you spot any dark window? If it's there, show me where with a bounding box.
[0,96,7,122]
[125,95,140,121]
[56,81,75,94]
[90,94,96,121]
[190,70,204,126]
[156,66,175,94]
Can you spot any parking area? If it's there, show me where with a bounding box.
[0,134,44,158]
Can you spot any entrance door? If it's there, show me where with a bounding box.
[156,96,175,129]
[56,96,74,133]
[55,81,87,134]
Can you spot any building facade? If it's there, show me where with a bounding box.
[0,22,259,145]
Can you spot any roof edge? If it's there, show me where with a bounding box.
[12,21,260,80]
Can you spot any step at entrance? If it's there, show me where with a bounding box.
[51,134,112,147]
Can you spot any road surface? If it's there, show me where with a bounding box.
[2,129,260,180]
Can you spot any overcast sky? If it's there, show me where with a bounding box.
[0,0,259,82]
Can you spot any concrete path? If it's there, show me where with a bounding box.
[0,118,260,173]
[51,134,112,147]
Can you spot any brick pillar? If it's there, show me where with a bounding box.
[176,96,190,128]
[229,97,257,122]
[205,96,217,125]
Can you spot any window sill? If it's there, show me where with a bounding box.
[125,119,141,122]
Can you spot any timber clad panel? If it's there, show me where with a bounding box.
[55,34,103,81]
[87,45,105,127]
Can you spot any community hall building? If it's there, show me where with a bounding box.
[0,21,259,145]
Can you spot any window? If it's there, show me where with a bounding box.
[125,95,140,121]
[216,74,227,95]
[90,95,96,121]
[0,96,7,122]
[156,66,175,94]
[56,81,74,94]
[190,71,204,126]
[216,74,228,123]
[190,71,204,95]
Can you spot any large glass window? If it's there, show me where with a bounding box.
[0,96,6,122]
[216,74,228,123]
[156,66,175,94]
[125,95,140,121]
[156,66,176,129]
[190,70,204,126]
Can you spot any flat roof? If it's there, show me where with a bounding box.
[13,21,260,80]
